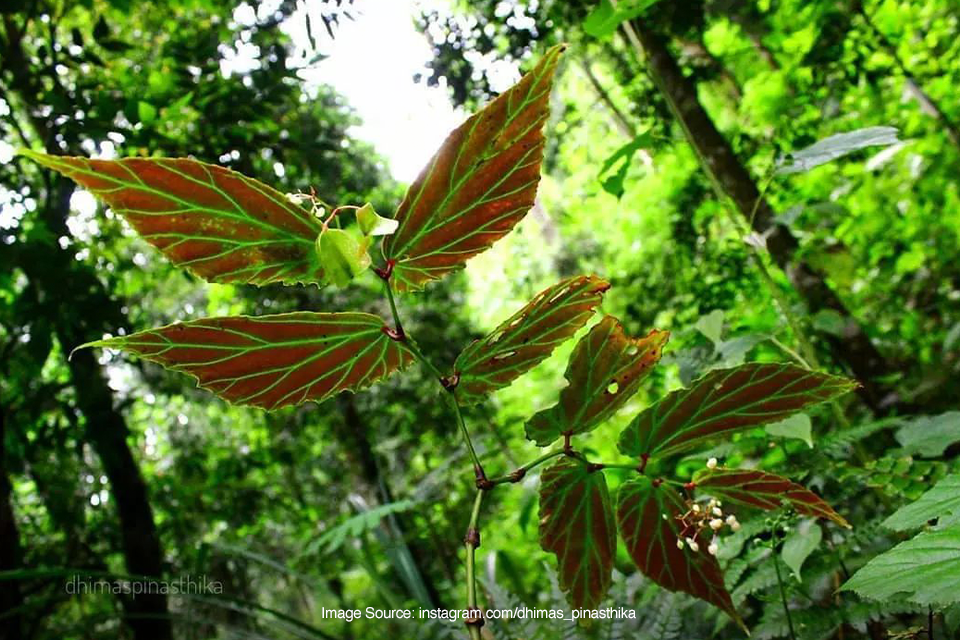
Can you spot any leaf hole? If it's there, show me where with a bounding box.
[607,381,619,394]
[627,345,639,355]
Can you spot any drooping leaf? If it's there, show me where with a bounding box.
[382,45,564,292]
[895,411,960,458]
[616,476,743,628]
[781,519,822,581]
[841,524,960,606]
[525,316,668,446]
[693,468,849,528]
[78,312,413,409]
[765,413,813,448]
[583,0,662,38]
[776,126,900,174]
[883,474,960,531]
[20,150,325,285]
[356,203,399,237]
[453,275,609,403]
[618,363,856,459]
[316,228,371,287]
[538,458,616,609]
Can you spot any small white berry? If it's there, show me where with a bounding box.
[709,518,723,530]
[708,542,719,556]
[716,500,722,507]
[731,521,741,532]
[677,539,685,550]
[689,540,700,552]
[725,515,737,526]
[706,458,718,469]
[692,504,701,513]
[712,507,723,517]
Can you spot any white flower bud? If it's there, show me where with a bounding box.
[712,507,723,517]
[708,542,719,556]
[725,515,737,526]
[692,504,701,513]
[706,457,718,469]
[731,521,741,532]
[677,538,685,550]
[709,518,723,530]
[689,540,700,553]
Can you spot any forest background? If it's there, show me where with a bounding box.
[2,0,960,638]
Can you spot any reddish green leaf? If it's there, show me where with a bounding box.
[525,316,668,446]
[452,275,609,403]
[539,458,616,609]
[694,468,850,528]
[21,150,325,285]
[618,363,856,459]
[382,45,565,291]
[78,312,413,409]
[617,476,744,628]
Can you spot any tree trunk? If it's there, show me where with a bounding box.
[626,21,898,411]
[0,406,24,640]
[18,178,173,640]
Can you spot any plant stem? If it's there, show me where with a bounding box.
[464,489,485,640]
[488,449,566,485]
[773,548,798,640]
[451,392,486,481]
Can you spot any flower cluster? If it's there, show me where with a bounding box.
[675,459,740,556]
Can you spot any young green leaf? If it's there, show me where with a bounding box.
[77,312,413,409]
[841,524,960,606]
[894,411,960,458]
[781,519,822,581]
[616,476,743,629]
[525,316,667,447]
[618,363,856,459]
[538,458,616,610]
[693,468,849,528]
[20,151,325,285]
[356,203,399,237]
[883,474,960,531]
[453,275,609,404]
[765,413,813,448]
[382,45,565,292]
[316,228,372,287]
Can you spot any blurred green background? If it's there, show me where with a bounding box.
[2,0,960,638]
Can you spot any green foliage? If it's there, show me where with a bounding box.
[780,519,821,581]
[765,413,813,448]
[841,525,960,605]
[882,474,960,531]
[895,411,960,458]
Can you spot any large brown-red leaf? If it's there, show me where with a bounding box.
[525,316,668,446]
[617,476,744,629]
[539,458,616,609]
[453,275,609,403]
[22,151,325,285]
[382,45,565,291]
[78,313,413,409]
[618,363,856,459]
[694,468,850,528]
